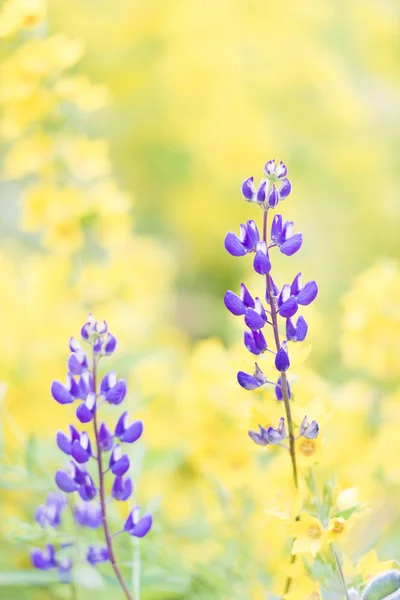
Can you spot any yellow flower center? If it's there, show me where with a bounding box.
[299,439,316,456]
[23,14,40,27]
[307,525,322,539]
[330,518,345,535]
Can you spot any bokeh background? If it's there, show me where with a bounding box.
[0,0,399,598]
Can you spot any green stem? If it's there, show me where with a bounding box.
[333,546,351,600]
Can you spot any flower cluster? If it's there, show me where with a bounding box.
[224,160,319,461]
[31,316,152,596]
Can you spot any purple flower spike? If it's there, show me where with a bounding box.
[275,345,290,372]
[278,178,292,200]
[124,507,152,538]
[31,544,58,570]
[100,372,127,405]
[112,475,133,501]
[299,416,319,439]
[237,362,268,390]
[74,501,102,528]
[51,374,79,405]
[71,432,92,464]
[286,316,308,342]
[253,242,271,275]
[109,445,130,476]
[99,422,113,451]
[87,546,109,565]
[248,424,270,446]
[76,392,96,423]
[115,412,144,443]
[267,185,279,209]
[56,425,80,455]
[241,176,256,201]
[35,492,66,528]
[275,375,291,401]
[224,220,260,257]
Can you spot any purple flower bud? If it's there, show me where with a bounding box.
[109,445,130,476]
[244,329,267,355]
[299,416,319,439]
[31,544,58,570]
[87,545,109,565]
[267,185,279,208]
[77,371,93,399]
[115,412,143,443]
[264,159,275,176]
[124,507,152,538]
[74,501,102,528]
[278,178,291,200]
[224,220,260,257]
[94,320,108,335]
[67,349,89,376]
[81,322,91,340]
[278,285,298,318]
[248,424,270,446]
[76,392,96,423]
[224,284,255,316]
[275,376,291,401]
[253,242,271,275]
[99,422,113,451]
[55,469,79,494]
[112,475,133,501]
[78,473,97,502]
[241,176,256,201]
[244,297,268,330]
[286,316,308,342]
[93,338,102,354]
[104,333,117,355]
[275,346,290,372]
[256,180,267,203]
[237,362,268,390]
[276,161,287,179]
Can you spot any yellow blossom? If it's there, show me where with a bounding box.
[286,575,322,600]
[357,549,400,583]
[0,0,45,38]
[60,136,111,180]
[295,435,323,469]
[292,512,326,556]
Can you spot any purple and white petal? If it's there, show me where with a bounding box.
[275,347,290,372]
[224,232,247,257]
[268,185,279,209]
[278,178,292,199]
[278,297,298,318]
[276,161,287,179]
[256,180,267,203]
[224,290,246,316]
[296,280,318,305]
[280,233,303,256]
[241,176,256,201]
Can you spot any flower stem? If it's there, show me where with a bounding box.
[333,546,351,600]
[132,536,141,600]
[262,207,298,596]
[92,355,134,600]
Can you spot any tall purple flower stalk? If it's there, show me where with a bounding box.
[31,315,152,600]
[224,160,319,592]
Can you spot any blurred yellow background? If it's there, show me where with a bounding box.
[0,0,399,598]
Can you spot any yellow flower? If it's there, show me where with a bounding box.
[292,512,326,556]
[357,549,400,583]
[295,435,323,468]
[326,517,348,543]
[0,0,45,38]
[60,136,111,180]
[55,75,109,111]
[286,575,322,600]
[3,133,53,179]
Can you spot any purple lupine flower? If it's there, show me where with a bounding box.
[277,273,318,318]
[31,544,58,570]
[271,214,303,256]
[286,315,308,342]
[299,416,319,439]
[237,363,268,390]
[35,492,66,528]
[224,158,318,477]
[244,329,268,355]
[109,444,130,476]
[87,545,110,565]
[99,422,113,451]
[253,241,271,275]
[224,283,255,316]
[74,500,102,528]
[100,372,127,405]
[112,475,133,501]
[124,507,152,538]
[34,315,153,591]
[115,412,143,443]
[224,220,259,256]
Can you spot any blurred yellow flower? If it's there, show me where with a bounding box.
[357,549,400,583]
[292,512,326,556]
[0,0,45,38]
[286,575,321,600]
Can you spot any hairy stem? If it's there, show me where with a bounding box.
[92,355,134,600]
[262,207,298,596]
